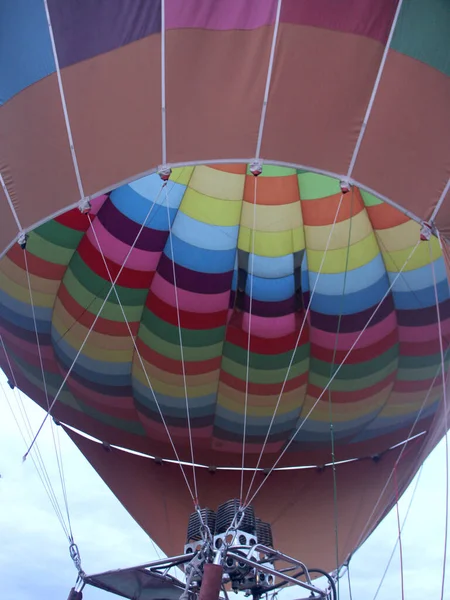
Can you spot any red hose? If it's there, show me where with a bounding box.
[198,564,223,600]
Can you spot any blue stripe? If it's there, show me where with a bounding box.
[309,274,389,315]
[247,274,295,302]
[129,173,186,208]
[309,254,386,295]
[0,0,55,104]
[165,236,236,274]
[172,212,239,251]
[111,184,181,229]
[1,302,50,334]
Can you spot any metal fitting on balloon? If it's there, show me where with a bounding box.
[339,179,352,194]
[78,198,91,214]
[249,160,263,177]
[17,231,28,250]
[420,221,433,241]
[158,166,172,182]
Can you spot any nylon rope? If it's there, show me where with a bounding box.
[23,248,74,540]
[22,184,163,461]
[394,466,405,600]
[429,239,449,600]
[356,343,450,553]
[87,179,197,504]
[347,561,354,600]
[328,187,355,597]
[245,239,421,507]
[372,464,423,600]
[165,182,199,504]
[0,342,72,539]
[240,175,258,504]
[244,192,346,505]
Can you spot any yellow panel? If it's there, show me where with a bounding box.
[217,386,306,416]
[189,165,245,200]
[180,187,242,226]
[238,227,305,256]
[133,361,218,397]
[1,257,60,294]
[306,231,379,273]
[240,202,303,232]
[383,236,441,272]
[171,166,194,185]
[0,272,54,307]
[303,385,392,422]
[376,220,421,252]
[304,210,372,251]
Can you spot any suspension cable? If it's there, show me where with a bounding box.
[328,187,355,596]
[394,466,405,600]
[22,184,164,461]
[23,249,74,540]
[245,239,421,507]
[240,175,258,504]
[165,182,199,503]
[244,192,346,505]
[372,465,423,600]
[429,240,449,600]
[86,181,197,504]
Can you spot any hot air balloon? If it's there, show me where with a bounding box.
[1,1,450,599]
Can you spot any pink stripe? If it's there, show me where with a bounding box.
[242,313,297,338]
[166,0,277,30]
[310,313,397,350]
[399,320,450,342]
[151,272,230,313]
[90,194,108,215]
[87,218,159,271]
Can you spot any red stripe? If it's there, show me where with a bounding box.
[220,370,308,395]
[226,320,309,354]
[311,329,399,364]
[146,295,228,330]
[56,283,140,336]
[136,339,222,375]
[55,207,92,231]
[7,244,66,280]
[77,236,154,289]
[307,371,397,404]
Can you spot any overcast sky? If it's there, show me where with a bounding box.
[0,371,449,600]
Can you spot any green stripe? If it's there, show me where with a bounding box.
[28,231,75,265]
[310,361,397,392]
[141,309,226,347]
[221,356,308,384]
[35,219,84,249]
[391,0,450,76]
[361,190,383,207]
[68,253,148,306]
[223,342,309,369]
[63,268,144,322]
[311,345,399,380]
[297,172,340,200]
[139,325,224,361]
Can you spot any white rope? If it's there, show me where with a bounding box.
[429,240,450,600]
[43,0,85,201]
[165,184,199,502]
[22,186,162,460]
[0,171,22,232]
[245,239,421,506]
[23,249,73,538]
[430,178,450,224]
[355,346,450,553]
[240,176,258,503]
[86,189,197,503]
[244,193,345,504]
[160,0,167,165]
[255,0,283,159]
[372,465,424,600]
[346,0,404,180]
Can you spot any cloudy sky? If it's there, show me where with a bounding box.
[0,370,449,600]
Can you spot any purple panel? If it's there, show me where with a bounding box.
[281,0,399,44]
[166,0,277,31]
[47,0,161,68]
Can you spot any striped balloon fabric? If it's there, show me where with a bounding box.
[1,165,449,468]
